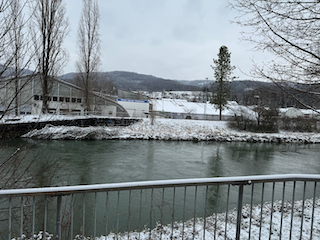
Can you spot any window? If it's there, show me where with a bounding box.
[77,98,82,103]
[53,96,58,101]
[59,97,64,102]
[72,98,76,103]
[34,95,40,100]
[65,97,70,102]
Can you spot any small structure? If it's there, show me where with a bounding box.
[282,107,304,118]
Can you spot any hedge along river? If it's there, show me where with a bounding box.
[1,139,320,237]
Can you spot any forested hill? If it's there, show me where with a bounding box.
[59,71,201,92]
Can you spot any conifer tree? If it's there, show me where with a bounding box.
[211,46,235,120]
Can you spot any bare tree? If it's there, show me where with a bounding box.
[31,0,69,114]
[230,0,320,111]
[0,0,37,120]
[75,0,101,113]
[8,0,31,116]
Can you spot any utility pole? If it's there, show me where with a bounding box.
[204,78,208,119]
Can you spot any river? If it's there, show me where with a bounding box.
[1,139,319,237]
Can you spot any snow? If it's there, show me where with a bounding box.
[151,98,238,115]
[13,198,320,240]
[22,118,320,143]
[0,114,98,124]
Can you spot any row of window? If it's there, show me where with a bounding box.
[34,95,82,103]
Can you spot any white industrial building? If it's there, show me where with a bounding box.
[0,74,133,117]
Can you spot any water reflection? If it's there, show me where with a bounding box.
[1,139,320,187]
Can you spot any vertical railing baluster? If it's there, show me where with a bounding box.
[310,182,317,240]
[8,197,11,240]
[70,194,75,240]
[32,196,35,240]
[214,185,220,240]
[236,184,244,240]
[259,182,265,240]
[160,188,165,240]
[44,195,47,239]
[149,188,154,239]
[193,186,198,240]
[249,183,254,239]
[280,181,286,240]
[139,189,142,240]
[182,186,187,240]
[300,181,306,240]
[82,193,85,238]
[56,195,62,240]
[171,187,176,239]
[94,192,97,240]
[116,191,120,236]
[127,190,131,240]
[203,185,209,240]
[105,191,109,237]
[225,184,230,240]
[269,182,275,239]
[20,197,23,239]
[289,181,296,240]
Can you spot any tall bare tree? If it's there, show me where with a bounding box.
[31,0,69,113]
[8,0,29,116]
[230,0,320,111]
[0,0,36,120]
[75,0,101,113]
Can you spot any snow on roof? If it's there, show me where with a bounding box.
[152,99,238,115]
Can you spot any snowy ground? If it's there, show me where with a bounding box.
[14,198,320,240]
[21,117,320,143]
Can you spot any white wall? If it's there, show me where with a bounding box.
[117,99,149,118]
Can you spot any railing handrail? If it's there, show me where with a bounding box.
[1,174,320,197]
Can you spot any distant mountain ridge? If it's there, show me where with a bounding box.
[59,71,202,92]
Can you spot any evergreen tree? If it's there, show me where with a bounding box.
[211,46,235,120]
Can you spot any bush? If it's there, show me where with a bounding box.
[279,117,318,132]
[229,108,279,133]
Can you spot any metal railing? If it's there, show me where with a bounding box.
[0,174,320,240]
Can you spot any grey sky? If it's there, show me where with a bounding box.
[64,0,272,81]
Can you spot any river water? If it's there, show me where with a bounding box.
[1,139,320,237]
[3,139,318,186]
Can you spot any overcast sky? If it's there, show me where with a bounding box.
[64,0,272,81]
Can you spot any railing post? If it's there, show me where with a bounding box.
[56,195,62,240]
[236,184,244,240]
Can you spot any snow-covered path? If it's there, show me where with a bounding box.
[22,118,320,143]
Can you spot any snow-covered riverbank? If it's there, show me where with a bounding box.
[22,118,320,143]
[13,198,320,240]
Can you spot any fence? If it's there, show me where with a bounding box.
[0,174,320,240]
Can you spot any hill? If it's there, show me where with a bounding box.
[59,71,201,92]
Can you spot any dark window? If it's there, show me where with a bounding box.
[72,98,76,103]
[59,97,64,102]
[34,95,39,100]
[77,98,82,103]
[47,96,51,101]
[53,96,57,101]
[65,97,70,102]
